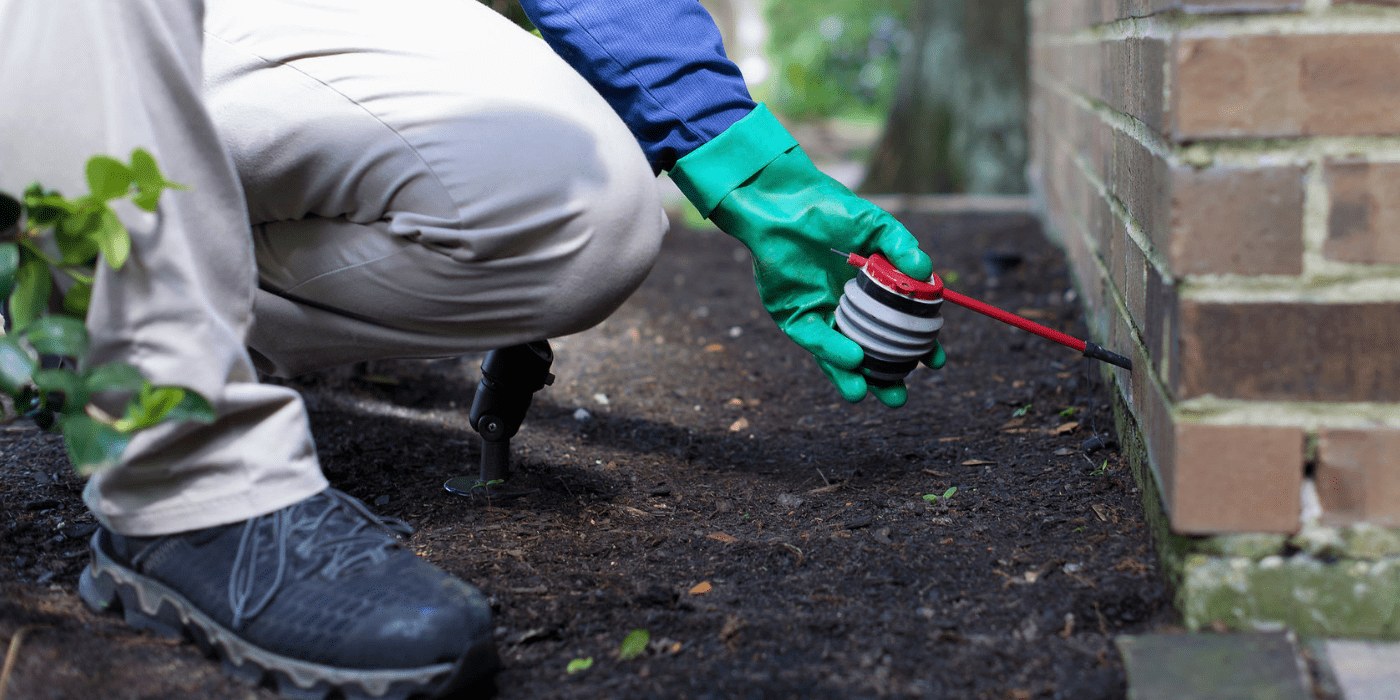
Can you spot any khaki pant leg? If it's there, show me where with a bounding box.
[202,0,668,377]
[0,0,327,535]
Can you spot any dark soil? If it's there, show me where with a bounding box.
[0,212,1173,700]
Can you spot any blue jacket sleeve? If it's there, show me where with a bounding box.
[516,0,757,173]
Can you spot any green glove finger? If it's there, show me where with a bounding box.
[870,383,908,408]
[786,314,863,371]
[922,341,947,370]
[816,359,868,403]
[873,220,933,282]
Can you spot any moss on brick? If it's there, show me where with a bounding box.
[1103,366,1400,639]
[1181,555,1400,640]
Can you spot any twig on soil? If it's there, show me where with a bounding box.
[775,541,804,567]
[0,625,45,700]
[816,468,831,487]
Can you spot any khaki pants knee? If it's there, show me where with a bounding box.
[204,0,668,377]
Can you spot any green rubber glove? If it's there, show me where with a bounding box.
[669,104,944,408]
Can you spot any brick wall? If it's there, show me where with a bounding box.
[1028,0,1400,534]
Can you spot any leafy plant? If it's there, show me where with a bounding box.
[922,486,957,502]
[566,657,594,674]
[1012,404,1032,418]
[1091,460,1110,477]
[0,150,214,474]
[618,629,649,661]
[1058,407,1076,419]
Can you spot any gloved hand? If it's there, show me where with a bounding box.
[669,104,944,408]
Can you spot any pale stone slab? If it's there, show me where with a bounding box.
[1324,640,1400,700]
[1117,633,1311,700]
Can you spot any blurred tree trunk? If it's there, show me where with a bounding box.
[861,0,1028,195]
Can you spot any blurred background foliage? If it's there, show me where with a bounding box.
[479,0,1028,195]
[761,0,910,123]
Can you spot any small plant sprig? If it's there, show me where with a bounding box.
[0,151,214,474]
[618,629,649,661]
[922,486,957,502]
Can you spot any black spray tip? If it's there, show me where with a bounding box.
[1083,341,1133,371]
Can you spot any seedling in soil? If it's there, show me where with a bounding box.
[1058,407,1076,419]
[1091,460,1110,476]
[923,486,958,502]
[566,657,594,674]
[471,478,505,491]
[1013,404,1032,418]
[619,629,649,661]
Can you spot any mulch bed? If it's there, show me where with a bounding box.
[0,211,1172,699]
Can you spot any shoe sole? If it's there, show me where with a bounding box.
[79,532,499,700]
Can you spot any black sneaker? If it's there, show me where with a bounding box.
[79,488,498,700]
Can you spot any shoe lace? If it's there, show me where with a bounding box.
[227,489,414,629]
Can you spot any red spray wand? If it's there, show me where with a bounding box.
[833,251,1132,372]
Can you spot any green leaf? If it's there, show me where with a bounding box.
[129,148,184,212]
[57,414,130,475]
[129,149,161,188]
[32,368,90,413]
[0,192,19,233]
[114,383,186,432]
[9,252,52,331]
[53,219,101,267]
[62,280,92,317]
[22,185,74,227]
[58,203,98,237]
[159,386,216,424]
[86,156,134,202]
[942,486,958,499]
[94,206,131,269]
[0,336,36,394]
[618,629,649,661]
[566,657,594,674]
[0,242,19,299]
[84,362,147,394]
[1012,404,1031,418]
[24,315,89,359]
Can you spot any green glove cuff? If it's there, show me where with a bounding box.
[669,103,798,218]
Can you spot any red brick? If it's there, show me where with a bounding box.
[1136,357,1178,511]
[1173,34,1400,139]
[1144,261,1178,389]
[1171,423,1303,533]
[1107,214,1128,298]
[1317,428,1400,527]
[1124,234,1148,327]
[1177,301,1400,402]
[1325,161,1400,265]
[1112,132,1171,254]
[1169,166,1306,276]
[1104,38,1168,132]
